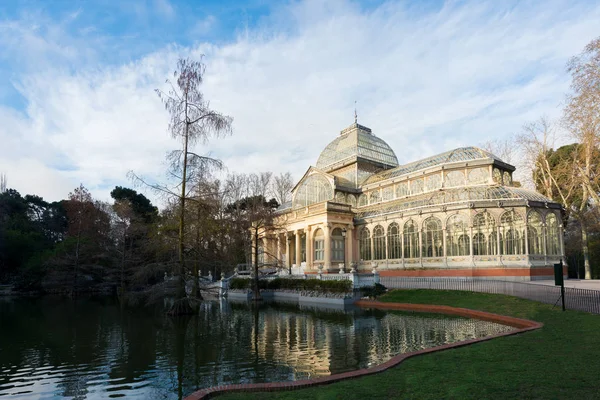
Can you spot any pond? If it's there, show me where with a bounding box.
[0,297,514,399]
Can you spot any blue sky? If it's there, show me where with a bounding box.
[0,0,599,203]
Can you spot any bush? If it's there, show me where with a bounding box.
[229,278,250,290]
[361,283,387,298]
[228,277,352,294]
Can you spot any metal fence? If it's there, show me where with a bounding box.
[380,277,600,315]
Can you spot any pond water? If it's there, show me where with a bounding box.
[0,297,514,399]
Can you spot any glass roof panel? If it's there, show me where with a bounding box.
[363,147,504,185]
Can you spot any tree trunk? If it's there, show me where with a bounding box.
[170,100,193,316]
[581,222,591,280]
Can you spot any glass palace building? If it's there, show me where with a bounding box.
[265,122,565,281]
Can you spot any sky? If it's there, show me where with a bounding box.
[0,0,599,205]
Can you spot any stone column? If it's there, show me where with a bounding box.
[370,226,375,262]
[306,226,313,270]
[497,225,502,263]
[346,224,354,267]
[400,231,405,269]
[277,234,282,267]
[469,226,474,266]
[418,228,423,267]
[285,232,291,269]
[295,230,301,266]
[324,223,332,271]
[442,227,447,267]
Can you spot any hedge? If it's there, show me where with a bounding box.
[228,277,352,293]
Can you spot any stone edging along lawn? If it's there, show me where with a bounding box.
[183,300,543,400]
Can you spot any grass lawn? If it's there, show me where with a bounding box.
[216,289,600,400]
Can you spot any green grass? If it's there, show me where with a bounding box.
[217,289,600,400]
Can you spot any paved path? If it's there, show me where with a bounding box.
[528,279,600,291]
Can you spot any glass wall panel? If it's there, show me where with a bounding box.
[445,170,465,188]
[422,217,443,257]
[468,167,488,185]
[382,186,394,201]
[527,211,543,255]
[358,194,368,207]
[499,211,525,255]
[387,223,401,259]
[503,172,512,186]
[335,192,346,204]
[347,194,357,208]
[331,228,344,261]
[546,213,560,255]
[369,190,381,204]
[411,178,424,194]
[426,174,442,191]
[293,174,334,208]
[447,214,470,256]
[403,220,419,259]
[373,225,386,260]
[359,228,372,261]
[473,211,497,255]
[314,228,324,261]
[396,182,409,197]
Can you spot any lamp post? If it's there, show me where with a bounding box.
[341,228,347,273]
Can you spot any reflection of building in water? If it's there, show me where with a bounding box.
[250,308,514,378]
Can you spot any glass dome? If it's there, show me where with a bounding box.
[316,123,399,171]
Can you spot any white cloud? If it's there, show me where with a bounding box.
[1,0,599,205]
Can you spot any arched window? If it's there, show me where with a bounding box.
[546,213,560,255]
[373,225,386,260]
[387,223,401,259]
[331,228,344,261]
[422,217,443,257]
[382,186,394,201]
[411,178,424,194]
[335,192,346,204]
[447,214,470,256]
[445,171,465,188]
[293,174,333,208]
[503,172,512,186]
[313,228,324,261]
[527,211,543,255]
[403,220,419,259]
[369,190,381,204]
[359,228,371,261]
[500,211,525,255]
[347,194,357,208]
[358,194,368,207]
[396,182,409,197]
[473,211,497,255]
[493,168,502,184]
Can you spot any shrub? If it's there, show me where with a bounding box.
[361,283,387,298]
[229,278,250,290]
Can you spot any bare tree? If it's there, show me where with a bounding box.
[0,173,6,193]
[516,117,575,202]
[272,172,294,205]
[563,37,600,279]
[152,57,233,314]
[481,135,516,165]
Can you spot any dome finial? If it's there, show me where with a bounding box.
[354,100,357,123]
